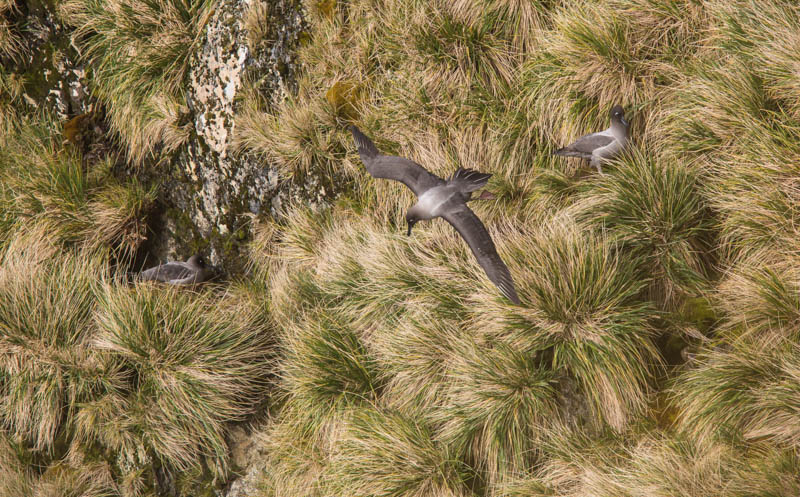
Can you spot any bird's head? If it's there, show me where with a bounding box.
[188,254,206,268]
[405,210,421,236]
[610,105,628,127]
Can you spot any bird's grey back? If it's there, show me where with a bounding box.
[138,262,194,283]
[136,259,215,285]
[554,131,615,158]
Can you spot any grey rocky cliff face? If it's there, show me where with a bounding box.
[145,0,331,275]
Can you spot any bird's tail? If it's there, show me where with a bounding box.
[349,125,379,160]
[448,168,492,193]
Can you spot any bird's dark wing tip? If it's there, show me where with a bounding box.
[506,291,521,305]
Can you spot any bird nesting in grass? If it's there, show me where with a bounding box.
[554,105,630,175]
[350,125,520,305]
[135,254,213,285]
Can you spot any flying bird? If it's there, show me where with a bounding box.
[350,125,520,304]
[135,254,213,285]
[554,105,630,174]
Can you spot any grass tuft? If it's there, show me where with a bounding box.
[472,220,660,431]
[67,0,211,163]
[330,408,473,497]
[0,245,110,452]
[278,309,383,428]
[438,341,557,485]
[674,339,800,448]
[575,148,712,307]
[89,283,273,474]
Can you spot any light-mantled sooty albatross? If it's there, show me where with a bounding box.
[136,254,213,285]
[554,105,629,175]
[350,125,520,305]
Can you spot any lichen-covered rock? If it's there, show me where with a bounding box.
[144,0,336,275]
[3,1,90,118]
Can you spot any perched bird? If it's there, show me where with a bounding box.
[136,254,213,285]
[350,125,520,304]
[554,105,630,174]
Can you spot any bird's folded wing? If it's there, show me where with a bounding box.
[555,132,615,156]
[351,126,444,196]
[442,206,520,304]
[140,263,193,282]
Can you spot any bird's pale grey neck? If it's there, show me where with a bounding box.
[610,118,629,142]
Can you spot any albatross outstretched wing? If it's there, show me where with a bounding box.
[442,205,520,304]
[350,125,444,196]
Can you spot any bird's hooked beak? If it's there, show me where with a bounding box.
[620,115,629,126]
[406,220,416,236]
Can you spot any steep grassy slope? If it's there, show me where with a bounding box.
[238,0,800,494]
[2,0,800,495]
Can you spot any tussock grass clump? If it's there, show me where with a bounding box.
[622,436,800,496]
[265,205,482,331]
[502,430,800,497]
[474,221,660,431]
[88,178,157,255]
[236,92,350,179]
[438,342,557,485]
[704,138,800,260]
[519,0,708,147]
[664,58,800,261]
[445,0,554,52]
[254,408,336,497]
[664,58,799,161]
[406,4,516,97]
[0,245,114,452]
[666,60,800,260]
[711,0,800,120]
[576,149,712,307]
[330,408,473,497]
[675,339,800,447]
[67,0,210,163]
[716,256,800,343]
[0,433,33,497]
[90,283,272,474]
[499,428,630,497]
[0,114,155,253]
[0,114,93,247]
[373,315,464,413]
[35,459,118,497]
[278,309,383,427]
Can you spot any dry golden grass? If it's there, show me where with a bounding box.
[89,282,273,475]
[573,148,712,308]
[0,113,155,254]
[469,220,660,432]
[9,0,800,492]
[716,253,800,343]
[0,433,33,497]
[0,243,109,452]
[437,341,557,486]
[330,408,473,497]
[674,339,800,448]
[66,0,208,163]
